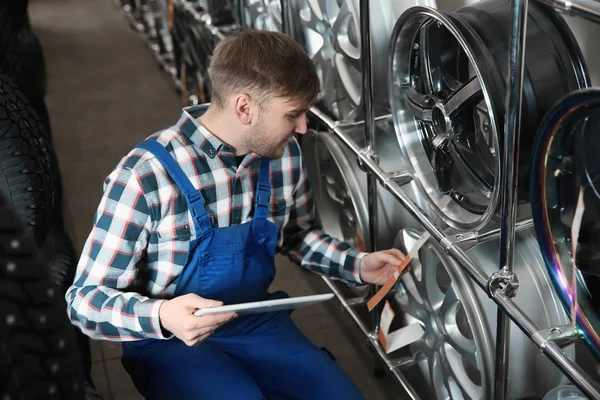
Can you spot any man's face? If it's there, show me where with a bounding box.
[243,96,309,159]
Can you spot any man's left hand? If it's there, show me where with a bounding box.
[359,249,406,285]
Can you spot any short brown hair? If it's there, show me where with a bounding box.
[209,29,320,110]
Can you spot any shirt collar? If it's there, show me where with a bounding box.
[177,104,231,159]
[176,105,260,169]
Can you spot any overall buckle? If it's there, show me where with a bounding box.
[255,192,270,207]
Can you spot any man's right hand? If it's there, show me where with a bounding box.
[158,293,237,346]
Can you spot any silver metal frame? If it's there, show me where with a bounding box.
[112,0,600,397]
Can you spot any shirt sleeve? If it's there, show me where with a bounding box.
[64,164,172,342]
[280,151,368,285]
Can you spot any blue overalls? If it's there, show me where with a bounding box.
[121,139,364,400]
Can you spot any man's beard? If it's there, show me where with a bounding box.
[243,122,290,159]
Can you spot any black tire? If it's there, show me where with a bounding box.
[0,71,58,244]
[3,0,29,32]
[17,11,51,134]
[41,229,94,385]
[0,189,85,399]
[17,26,50,127]
[0,4,24,86]
[42,229,77,305]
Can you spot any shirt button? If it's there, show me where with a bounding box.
[208,149,215,156]
[235,217,241,224]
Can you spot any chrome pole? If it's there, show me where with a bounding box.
[535,0,600,23]
[495,0,528,396]
[359,0,377,254]
[359,0,383,373]
[308,106,600,399]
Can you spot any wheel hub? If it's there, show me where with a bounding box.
[431,99,457,142]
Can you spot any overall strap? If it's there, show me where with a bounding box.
[253,157,272,220]
[137,139,212,236]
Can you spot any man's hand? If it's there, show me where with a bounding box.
[158,293,237,346]
[359,249,406,285]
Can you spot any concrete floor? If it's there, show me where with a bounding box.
[28,0,405,398]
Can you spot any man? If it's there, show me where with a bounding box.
[66,29,405,399]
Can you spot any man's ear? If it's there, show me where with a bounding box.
[232,93,252,126]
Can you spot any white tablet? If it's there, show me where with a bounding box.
[193,293,335,317]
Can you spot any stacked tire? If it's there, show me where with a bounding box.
[0,2,91,399]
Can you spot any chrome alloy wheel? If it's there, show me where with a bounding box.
[531,89,600,362]
[389,7,500,231]
[302,129,369,253]
[389,2,589,231]
[394,229,574,399]
[291,0,434,121]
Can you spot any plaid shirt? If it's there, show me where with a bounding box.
[65,105,366,341]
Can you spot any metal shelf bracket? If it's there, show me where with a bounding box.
[532,325,581,351]
[487,269,520,299]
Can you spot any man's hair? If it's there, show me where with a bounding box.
[209,29,320,110]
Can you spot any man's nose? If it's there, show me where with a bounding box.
[295,114,308,135]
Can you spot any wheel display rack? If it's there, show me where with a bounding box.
[111,0,600,398]
[330,0,600,398]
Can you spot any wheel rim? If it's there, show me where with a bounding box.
[242,0,283,31]
[302,129,369,251]
[394,229,492,399]
[293,0,361,120]
[531,88,600,362]
[394,228,574,398]
[389,7,501,231]
[389,3,588,231]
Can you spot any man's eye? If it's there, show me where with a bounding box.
[288,114,298,119]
